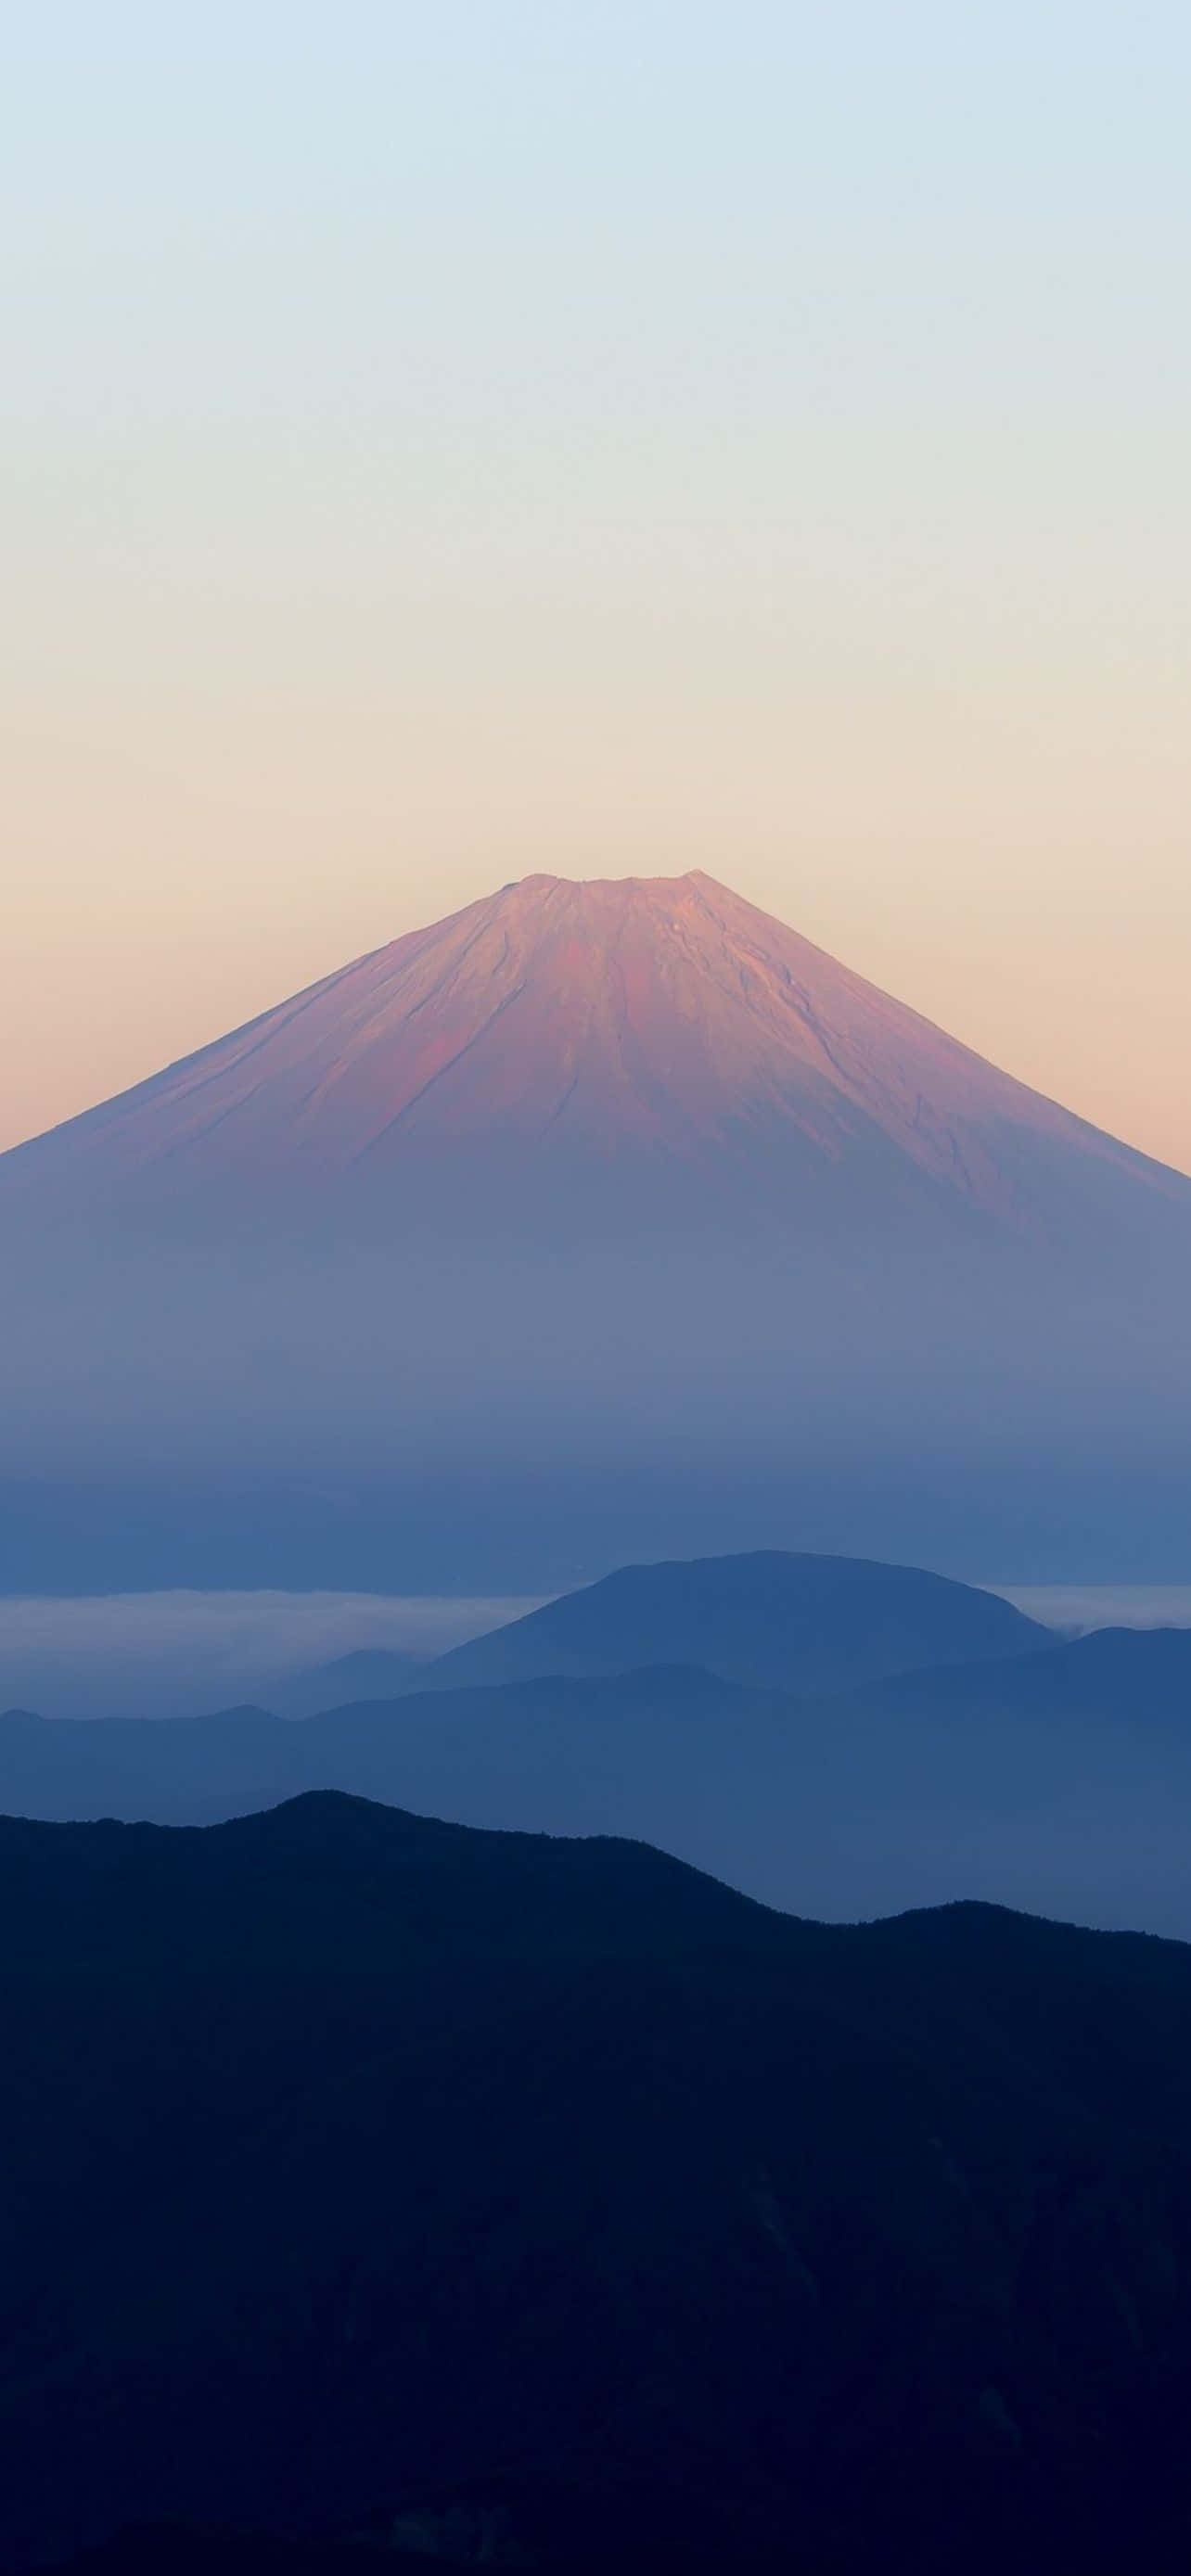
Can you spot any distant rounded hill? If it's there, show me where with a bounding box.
[423,1549,1046,1696]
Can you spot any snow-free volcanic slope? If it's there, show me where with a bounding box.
[7,870,1184,1237]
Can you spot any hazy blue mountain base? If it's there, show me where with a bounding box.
[5,875,1191,1597]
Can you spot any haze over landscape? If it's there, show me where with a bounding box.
[4,13,1190,2575]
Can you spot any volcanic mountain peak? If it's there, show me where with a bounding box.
[5,868,1181,1229]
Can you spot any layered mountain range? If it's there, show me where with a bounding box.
[3,873,1188,1587]
[5,1549,1190,1937]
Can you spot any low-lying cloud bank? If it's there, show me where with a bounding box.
[0,1589,541,1720]
[998,1584,1191,1635]
[2,1583,1190,1722]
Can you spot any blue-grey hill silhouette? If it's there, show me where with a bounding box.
[421,1548,1044,1693]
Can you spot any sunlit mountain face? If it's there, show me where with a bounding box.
[7,869,1185,1238]
[3,873,1189,1591]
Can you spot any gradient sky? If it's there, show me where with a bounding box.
[4,5,1189,1168]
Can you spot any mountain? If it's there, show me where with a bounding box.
[6,870,1183,1232]
[6,1622,1191,1935]
[7,1793,1191,2574]
[422,1549,1046,1693]
[866,1620,1191,1727]
[3,872,1189,1589]
[260,1550,1038,1720]
[268,1646,428,1719]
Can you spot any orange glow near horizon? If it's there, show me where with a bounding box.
[4,708,1188,1175]
[4,14,1188,1172]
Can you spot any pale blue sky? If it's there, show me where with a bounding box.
[4,4,1190,1162]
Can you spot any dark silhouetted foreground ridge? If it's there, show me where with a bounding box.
[6,1794,1191,2573]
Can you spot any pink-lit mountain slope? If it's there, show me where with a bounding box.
[6,871,1185,1244]
[2,873,1190,1588]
